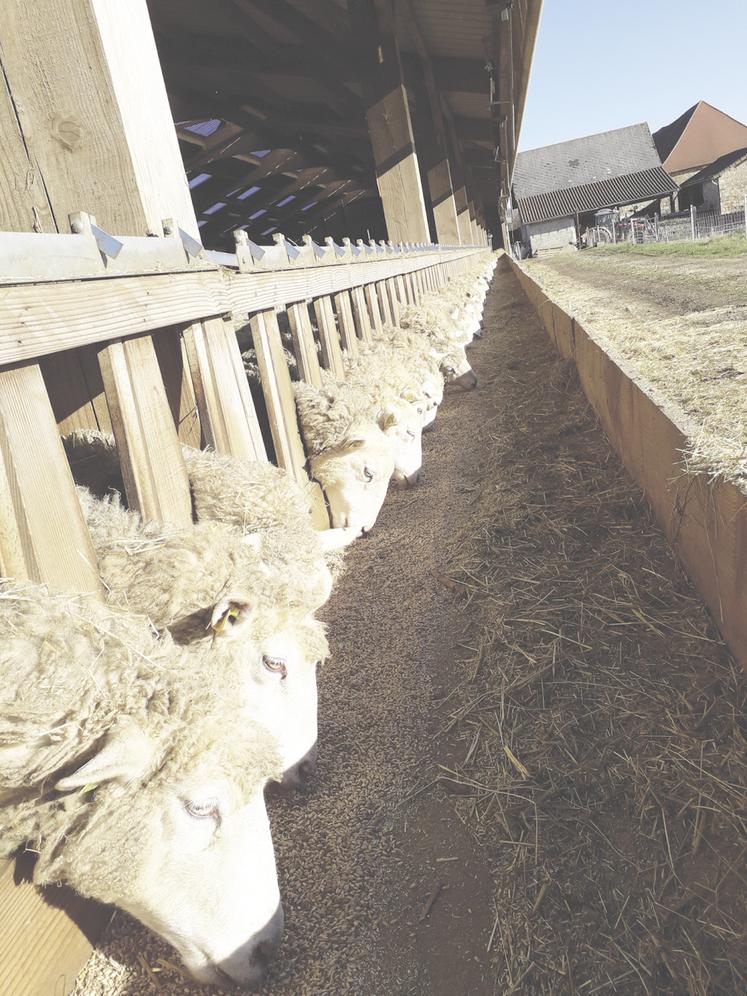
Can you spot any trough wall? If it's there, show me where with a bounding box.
[507,256,747,671]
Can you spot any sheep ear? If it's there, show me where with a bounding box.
[210,595,254,638]
[55,725,153,792]
[377,410,397,432]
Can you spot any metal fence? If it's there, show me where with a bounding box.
[588,197,747,247]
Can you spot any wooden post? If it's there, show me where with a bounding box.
[349,0,430,243]
[385,277,401,326]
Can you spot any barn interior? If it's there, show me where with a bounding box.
[149,0,541,249]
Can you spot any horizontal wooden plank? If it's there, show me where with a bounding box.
[0,249,483,366]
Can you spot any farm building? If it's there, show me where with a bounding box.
[511,123,676,255]
[651,99,747,214]
[676,145,747,213]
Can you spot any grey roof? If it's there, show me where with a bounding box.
[512,123,676,224]
[679,146,747,189]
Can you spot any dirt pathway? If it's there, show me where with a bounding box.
[73,264,743,996]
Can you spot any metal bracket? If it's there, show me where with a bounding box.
[178,227,204,259]
[70,211,123,260]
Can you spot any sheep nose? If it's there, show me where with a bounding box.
[454,369,478,390]
[404,469,421,487]
[360,525,373,537]
[279,745,318,793]
[248,905,284,985]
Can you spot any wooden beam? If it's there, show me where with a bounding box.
[349,0,430,243]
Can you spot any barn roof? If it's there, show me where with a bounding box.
[678,146,747,190]
[512,123,676,225]
[148,0,542,249]
[652,101,747,175]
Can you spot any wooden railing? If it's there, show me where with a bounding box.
[0,224,486,995]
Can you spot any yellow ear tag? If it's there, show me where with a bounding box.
[212,606,240,635]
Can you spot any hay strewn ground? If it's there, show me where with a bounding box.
[73,264,745,995]
[526,251,747,489]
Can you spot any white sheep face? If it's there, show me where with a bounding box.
[379,402,424,486]
[310,424,394,534]
[55,725,282,989]
[210,599,324,791]
[441,347,477,389]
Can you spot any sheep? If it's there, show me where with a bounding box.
[0,580,284,988]
[73,485,329,791]
[64,430,353,611]
[294,376,396,532]
[343,338,443,431]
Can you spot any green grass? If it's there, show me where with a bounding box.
[595,233,747,258]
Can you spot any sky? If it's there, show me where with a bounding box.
[518,0,747,152]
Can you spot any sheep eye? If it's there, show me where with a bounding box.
[406,429,416,439]
[184,798,221,824]
[363,467,374,482]
[263,656,287,679]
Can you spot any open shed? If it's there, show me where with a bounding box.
[150,0,541,250]
[0,2,540,993]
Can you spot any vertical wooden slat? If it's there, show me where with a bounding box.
[183,317,267,461]
[333,290,359,357]
[313,296,345,380]
[98,334,192,525]
[152,328,202,448]
[250,309,311,485]
[250,309,329,528]
[375,280,393,327]
[385,277,401,326]
[365,283,384,335]
[287,302,323,387]
[0,363,101,593]
[351,285,374,343]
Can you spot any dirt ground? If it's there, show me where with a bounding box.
[73,263,744,996]
[525,250,747,488]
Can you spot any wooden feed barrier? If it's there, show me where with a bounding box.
[0,1,490,989]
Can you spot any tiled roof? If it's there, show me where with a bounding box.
[516,167,677,225]
[513,123,664,198]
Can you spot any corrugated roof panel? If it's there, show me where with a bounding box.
[517,167,678,225]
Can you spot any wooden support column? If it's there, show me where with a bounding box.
[375,280,394,327]
[349,0,430,243]
[400,0,461,246]
[0,0,201,523]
